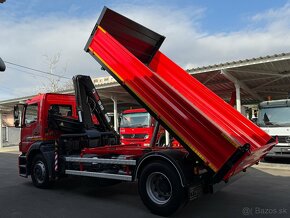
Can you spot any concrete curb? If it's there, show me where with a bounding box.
[252,162,290,170]
[0,146,19,153]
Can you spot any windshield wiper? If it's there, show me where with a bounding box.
[263,122,282,127]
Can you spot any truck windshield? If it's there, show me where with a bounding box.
[120,112,150,128]
[257,107,290,127]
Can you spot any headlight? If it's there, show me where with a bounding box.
[144,134,149,139]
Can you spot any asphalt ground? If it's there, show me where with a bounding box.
[0,150,289,218]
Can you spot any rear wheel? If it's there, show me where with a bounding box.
[31,154,52,188]
[138,161,186,216]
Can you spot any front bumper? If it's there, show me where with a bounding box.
[266,145,290,158]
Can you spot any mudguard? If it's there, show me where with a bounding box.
[26,141,55,179]
[135,149,197,187]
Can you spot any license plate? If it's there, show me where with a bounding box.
[281,148,290,152]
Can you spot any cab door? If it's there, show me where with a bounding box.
[20,103,41,153]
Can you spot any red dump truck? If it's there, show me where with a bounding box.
[14,7,276,216]
[120,108,180,147]
[120,108,166,147]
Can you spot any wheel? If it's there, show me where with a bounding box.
[31,154,52,188]
[138,161,186,216]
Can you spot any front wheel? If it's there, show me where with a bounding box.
[31,154,52,188]
[138,161,186,216]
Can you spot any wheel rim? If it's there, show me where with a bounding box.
[33,161,46,184]
[146,172,172,205]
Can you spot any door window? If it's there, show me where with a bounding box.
[25,104,38,125]
[49,104,72,116]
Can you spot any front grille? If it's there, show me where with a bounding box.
[275,136,290,143]
[122,134,147,139]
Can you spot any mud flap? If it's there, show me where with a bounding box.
[188,184,203,201]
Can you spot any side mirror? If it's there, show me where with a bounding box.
[14,104,26,128]
[0,57,6,72]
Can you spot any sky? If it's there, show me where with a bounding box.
[0,0,290,100]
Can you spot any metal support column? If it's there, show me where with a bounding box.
[235,82,242,112]
[221,69,263,108]
[111,97,119,132]
[165,130,170,146]
[0,111,2,148]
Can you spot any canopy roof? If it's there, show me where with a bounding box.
[188,52,290,104]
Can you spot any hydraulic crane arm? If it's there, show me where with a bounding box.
[73,75,115,133]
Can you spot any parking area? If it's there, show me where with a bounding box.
[0,151,289,218]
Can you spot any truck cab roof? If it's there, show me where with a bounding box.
[123,108,147,114]
[26,93,75,104]
[259,99,290,108]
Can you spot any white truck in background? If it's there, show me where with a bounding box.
[257,99,290,159]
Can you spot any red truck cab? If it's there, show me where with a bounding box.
[18,93,77,153]
[119,108,165,147]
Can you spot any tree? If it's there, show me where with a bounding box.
[41,53,73,92]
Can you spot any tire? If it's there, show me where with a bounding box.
[31,154,52,188]
[138,161,186,216]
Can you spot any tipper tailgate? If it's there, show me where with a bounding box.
[85,7,276,182]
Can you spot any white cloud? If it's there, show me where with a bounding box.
[0,13,106,100]
[252,3,290,23]
[116,4,290,69]
[1,3,290,100]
